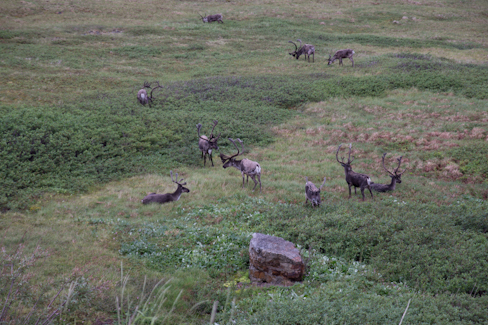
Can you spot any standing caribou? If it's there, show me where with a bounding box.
[197,120,221,167]
[288,39,315,62]
[137,81,163,106]
[370,154,407,192]
[220,138,262,192]
[336,143,373,201]
[305,177,327,207]
[328,49,355,67]
[199,13,223,23]
[141,171,190,204]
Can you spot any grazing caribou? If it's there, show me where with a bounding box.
[328,49,355,67]
[370,153,407,192]
[305,177,327,207]
[199,13,224,23]
[141,171,190,204]
[288,39,315,62]
[137,81,163,106]
[336,143,373,201]
[220,138,262,192]
[197,120,221,167]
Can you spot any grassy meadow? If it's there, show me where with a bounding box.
[1,0,488,323]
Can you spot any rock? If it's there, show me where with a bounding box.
[320,22,325,25]
[402,16,408,19]
[249,233,305,286]
[393,20,400,24]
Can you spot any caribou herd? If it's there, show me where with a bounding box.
[140,119,407,205]
[136,16,395,205]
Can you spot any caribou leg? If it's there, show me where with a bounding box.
[350,57,354,67]
[368,186,374,200]
[251,175,258,192]
[258,174,261,192]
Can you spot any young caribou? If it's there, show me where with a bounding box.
[288,39,315,62]
[220,138,262,192]
[328,49,355,67]
[199,13,224,23]
[336,143,373,201]
[197,120,221,167]
[305,177,327,207]
[137,81,163,106]
[141,171,190,204]
[370,154,407,192]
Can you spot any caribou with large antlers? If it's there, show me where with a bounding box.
[197,120,221,167]
[220,138,262,192]
[141,171,190,204]
[137,81,163,106]
[336,143,373,201]
[328,49,355,67]
[370,154,407,192]
[305,177,326,207]
[199,13,223,23]
[288,39,315,62]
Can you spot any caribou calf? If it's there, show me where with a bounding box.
[141,171,189,204]
[370,154,407,192]
[328,49,355,67]
[305,177,326,207]
[137,81,163,106]
[199,13,223,23]
[197,120,221,167]
[336,143,373,201]
[288,39,315,62]
[220,138,262,192]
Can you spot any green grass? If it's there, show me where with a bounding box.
[1,0,488,323]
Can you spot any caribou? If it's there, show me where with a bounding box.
[197,120,221,167]
[141,171,190,204]
[288,39,315,62]
[370,154,407,192]
[199,13,224,23]
[305,177,327,207]
[328,49,355,67]
[137,81,163,106]
[336,143,373,201]
[220,138,262,192]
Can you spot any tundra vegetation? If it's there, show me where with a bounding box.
[1,0,488,323]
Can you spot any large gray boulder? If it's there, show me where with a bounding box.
[249,233,305,286]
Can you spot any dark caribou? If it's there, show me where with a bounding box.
[336,143,373,201]
[141,171,190,204]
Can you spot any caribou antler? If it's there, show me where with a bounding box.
[149,81,163,99]
[395,156,407,175]
[226,138,241,159]
[235,138,245,155]
[196,123,208,142]
[336,144,345,164]
[297,39,303,49]
[382,154,407,176]
[381,153,395,176]
[288,40,298,51]
[170,171,187,186]
[210,120,221,140]
[347,143,355,164]
[319,177,327,190]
